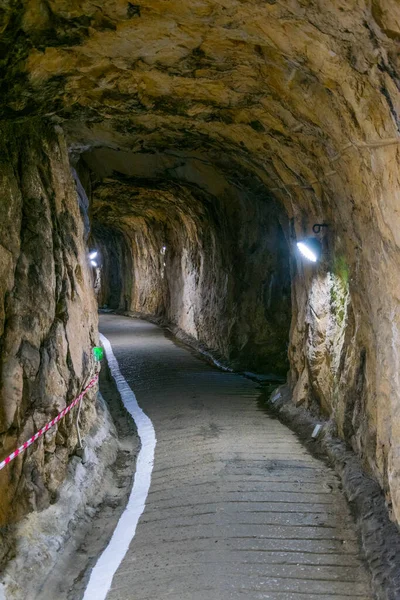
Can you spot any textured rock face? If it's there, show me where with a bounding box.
[87,158,291,374]
[1,0,400,523]
[0,123,98,525]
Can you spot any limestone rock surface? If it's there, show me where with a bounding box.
[0,122,98,527]
[1,0,400,525]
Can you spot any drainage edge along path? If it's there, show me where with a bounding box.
[85,313,373,600]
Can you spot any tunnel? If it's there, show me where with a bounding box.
[84,147,292,376]
[1,1,400,599]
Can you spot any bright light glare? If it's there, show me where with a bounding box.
[89,251,98,259]
[90,260,98,267]
[297,242,317,262]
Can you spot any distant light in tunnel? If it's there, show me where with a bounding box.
[296,238,322,262]
[161,246,167,255]
[89,251,98,259]
[90,260,98,267]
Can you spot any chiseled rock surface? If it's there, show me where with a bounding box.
[88,167,291,376]
[1,0,400,525]
[0,122,98,528]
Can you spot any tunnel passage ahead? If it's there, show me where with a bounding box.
[96,313,372,600]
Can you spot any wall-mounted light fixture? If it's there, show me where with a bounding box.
[296,224,328,263]
[89,250,98,267]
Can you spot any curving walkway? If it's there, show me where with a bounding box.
[96,314,372,600]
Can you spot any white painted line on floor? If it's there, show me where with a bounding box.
[83,333,156,600]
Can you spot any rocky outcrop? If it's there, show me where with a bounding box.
[0,122,98,527]
[1,0,400,526]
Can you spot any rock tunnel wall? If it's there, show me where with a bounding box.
[92,224,134,312]
[1,0,400,528]
[288,151,400,521]
[88,165,291,375]
[0,122,98,527]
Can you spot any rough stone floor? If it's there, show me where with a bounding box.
[98,314,373,600]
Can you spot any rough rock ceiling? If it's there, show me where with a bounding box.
[2,0,400,214]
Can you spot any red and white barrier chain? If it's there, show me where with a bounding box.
[0,374,99,472]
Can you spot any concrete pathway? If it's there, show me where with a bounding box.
[98,314,373,600]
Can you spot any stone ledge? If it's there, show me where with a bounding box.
[0,389,120,600]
